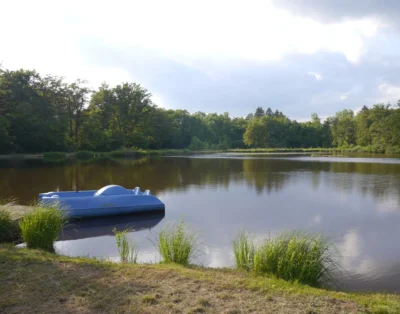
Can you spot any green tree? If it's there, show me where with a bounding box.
[243,117,268,147]
[254,107,265,118]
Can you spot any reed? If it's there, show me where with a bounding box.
[232,230,255,271]
[0,208,19,243]
[233,231,340,287]
[113,228,138,263]
[19,205,66,252]
[157,218,199,265]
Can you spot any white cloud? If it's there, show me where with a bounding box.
[0,0,381,83]
[308,72,323,81]
[377,83,400,104]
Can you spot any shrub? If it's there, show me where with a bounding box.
[19,206,66,252]
[43,152,66,162]
[188,136,207,151]
[157,218,199,265]
[75,150,94,160]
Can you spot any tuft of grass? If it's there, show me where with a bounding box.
[233,231,340,288]
[232,230,255,271]
[156,218,200,265]
[19,205,66,252]
[113,228,138,263]
[141,294,157,304]
[0,208,19,243]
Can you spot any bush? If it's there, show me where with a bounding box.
[43,152,66,162]
[113,228,138,263]
[0,208,19,243]
[75,150,94,160]
[188,136,207,151]
[232,231,339,287]
[157,218,199,265]
[19,206,66,252]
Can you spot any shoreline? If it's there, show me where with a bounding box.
[0,244,399,313]
[0,147,399,161]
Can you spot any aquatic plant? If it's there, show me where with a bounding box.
[19,205,66,252]
[233,230,340,287]
[157,218,199,265]
[113,228,138,263]
[0,208,19,243]
[232,230,255,271]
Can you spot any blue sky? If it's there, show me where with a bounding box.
[2,0,400,120]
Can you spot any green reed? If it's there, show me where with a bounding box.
[19,205,66,252]
[157,218,199,265]
[113,228,138,263]
[232,230,255,271]
[233,231,340,287]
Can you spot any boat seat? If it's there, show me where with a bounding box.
[94,185,132,197]
[133,187,141,195]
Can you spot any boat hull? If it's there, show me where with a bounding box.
[39,185,165,219]
[62,204,165,219]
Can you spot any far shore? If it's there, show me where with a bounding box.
[1,147,398,161]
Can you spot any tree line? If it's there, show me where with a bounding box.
[1,68,400,154]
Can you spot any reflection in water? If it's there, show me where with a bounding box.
[60,211,165,241]
[1,155,400,292]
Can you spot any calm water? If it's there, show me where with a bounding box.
[1,154,400,292]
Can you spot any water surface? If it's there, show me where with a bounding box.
[1,154,400,292]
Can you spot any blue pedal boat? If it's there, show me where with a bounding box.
[39,185,165,219]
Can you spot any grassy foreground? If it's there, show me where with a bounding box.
[0,245,399,314]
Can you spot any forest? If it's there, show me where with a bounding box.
[1,68,400,154]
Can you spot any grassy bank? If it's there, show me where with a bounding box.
[1,245,399,314]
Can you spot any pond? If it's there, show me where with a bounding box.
[1,154,400,292]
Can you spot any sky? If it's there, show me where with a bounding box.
[1,0,400,121]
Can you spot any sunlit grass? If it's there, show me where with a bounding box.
[232,230,254,271]
[233,231,340,287]
[113,228,138,263]
[156,218,199,265]
[19,205,66,252]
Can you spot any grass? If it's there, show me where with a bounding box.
[233,231,339,288]
[0,244,399,313]
[232,230,255,271]
[113,228,139,263]
[156,218,200,265]
[19,205,66,252]
[0,207,19,243]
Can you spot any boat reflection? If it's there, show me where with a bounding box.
[59,210,165,241]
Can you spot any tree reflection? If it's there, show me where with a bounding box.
[0,157,400,209]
